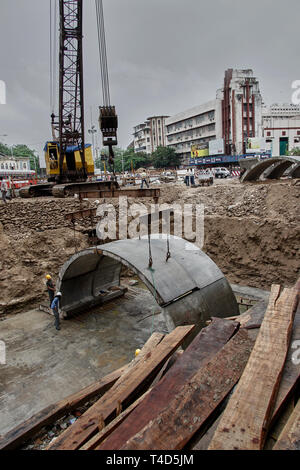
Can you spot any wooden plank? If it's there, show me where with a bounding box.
[191,414,223,451]
[270,284,300,426]
[225,300,268,329]
[47,325,195,450]
[97,317,238,450]
[273,399,300,450]
[80,389,153,450]
[208,284,299,450]
[122,329,254,450]
[0,364,128,451]
[78,188,160,200]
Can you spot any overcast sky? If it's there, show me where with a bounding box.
[0,0,299,165]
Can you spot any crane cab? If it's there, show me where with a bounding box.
[44,141,95,180]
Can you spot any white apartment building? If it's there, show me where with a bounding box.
[262,116,300,157]
[262,103,300,119]
[0,154,31,172]
[165,100,221,163]
[262,104,300,156]
[133,116,169,155]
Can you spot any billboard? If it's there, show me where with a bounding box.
[209,138,224,156]
[191,145,209,158]
[246,137,267,154]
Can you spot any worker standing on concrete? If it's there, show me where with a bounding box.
[140,170,149,189]
[46,274,55,307]
[190,168,195,186]
[185,169,190,186]
[51,292,62,331]
[1,178,8,203]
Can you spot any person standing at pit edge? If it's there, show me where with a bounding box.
[46,274,55,307]
[1,178,8,203]
[51,292,62,331]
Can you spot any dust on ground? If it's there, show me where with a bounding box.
[0,178,299,315]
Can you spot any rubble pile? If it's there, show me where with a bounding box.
[0,179,299,314]
[0,198,93,238]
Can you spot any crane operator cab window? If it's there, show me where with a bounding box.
[48,146,58,170]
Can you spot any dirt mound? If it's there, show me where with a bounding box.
[0,179,299,314]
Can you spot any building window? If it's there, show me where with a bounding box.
[297,131,300,136]
[282,131,286,136]
[267,131,271,136]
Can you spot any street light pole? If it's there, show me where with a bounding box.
[88,125,97,160]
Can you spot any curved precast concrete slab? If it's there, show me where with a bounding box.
[57,236,239,334]
[288,162,300,179]
[265,160,294,179]
[241,156,300,182]
[241,158,282,182]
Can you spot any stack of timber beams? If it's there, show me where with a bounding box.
[1,280,299,451]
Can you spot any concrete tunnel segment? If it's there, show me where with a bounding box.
[57,236,239,334]
[241,156,300,182]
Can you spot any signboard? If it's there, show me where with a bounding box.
[190,153,271,166]
[209,138,224,156]
[246,137,267,154]
[191,145,209,158]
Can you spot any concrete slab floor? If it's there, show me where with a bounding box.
[0,280,169,436]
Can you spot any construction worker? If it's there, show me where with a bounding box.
[46,274,55,307]
[1,178,8,203]
[51,292,62,331]
[140,170,149,189]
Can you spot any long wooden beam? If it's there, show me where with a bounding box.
[209,284,299,450]
[273,399,300,450]
[97,317,238,450]
[122,329,254,450]
[78,188,160,200]
[47,325,195,450]
[270,282,300,426]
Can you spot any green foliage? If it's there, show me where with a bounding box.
[287,147,300,156]
[151,146,181,169]
[0,142,41,175]
[93,146,181,173]
[95,147,150,172]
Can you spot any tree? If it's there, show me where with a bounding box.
[287,147,300,156]
[151,146,181,169]
[95,147,150,172]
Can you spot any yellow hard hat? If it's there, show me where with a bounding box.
[135,349,141,357]
[46,274,51,280]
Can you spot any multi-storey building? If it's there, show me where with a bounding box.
[218,69,263,155]
[165,100,221,163]
[133,116,169,155]
[165,69,263,163]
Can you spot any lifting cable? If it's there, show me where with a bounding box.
[49,0,57,114]
[95,0,111,106]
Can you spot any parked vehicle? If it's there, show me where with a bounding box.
[214,167,230,178]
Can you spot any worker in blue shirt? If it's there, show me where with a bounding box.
[51,292,62,331]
